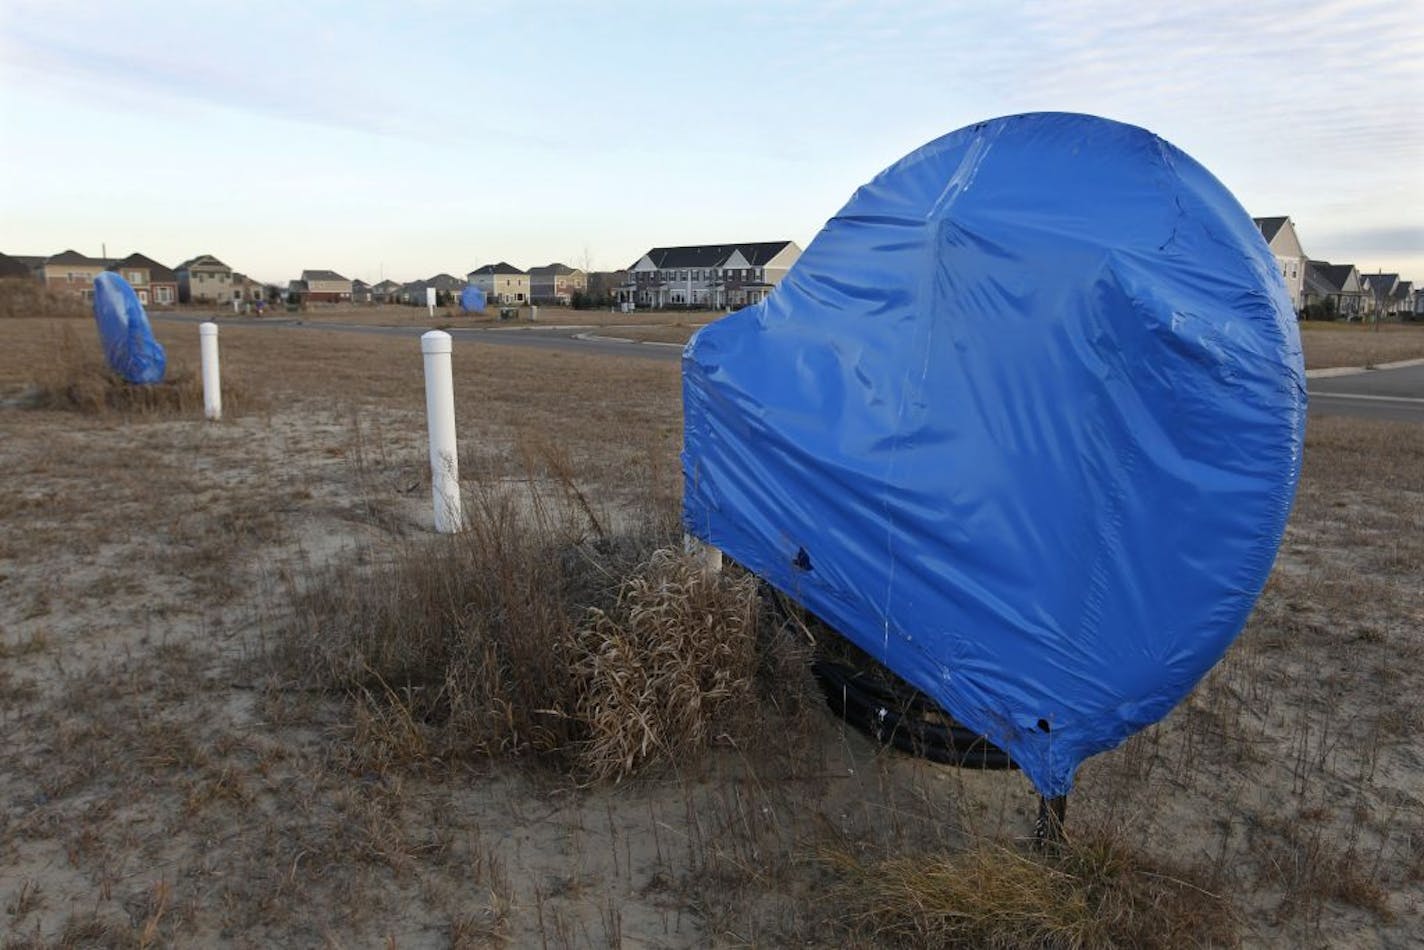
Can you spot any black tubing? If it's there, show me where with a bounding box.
[813,658,1018,770]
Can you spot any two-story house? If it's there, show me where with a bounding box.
[528,263,587,305]
[1302,261,1365,319]
[371,279,402,304]
[293,269,352,304]
[468,263,530,304]
[41,250,110,300]
[107,253,179,306]
[177,254,234,304]
[620,241,802,309]
[1360,272,1400,317]
[1252,217,1307,311]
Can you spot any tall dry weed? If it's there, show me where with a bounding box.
[0,277,89,320]
[573,548,762,782]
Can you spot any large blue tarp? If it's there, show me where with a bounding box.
[92,272,166,384]
[681,113,1306,797]
[459,284,487,313]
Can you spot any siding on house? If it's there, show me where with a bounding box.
[467,263,530,304]
[1252,217,1307,310]
[619,241,802,308]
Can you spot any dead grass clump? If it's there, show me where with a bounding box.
[0,278,88,320]
[824,832,1237,949]
[26,324,256,417]
[276,479,810,779]
[573,548,762,781]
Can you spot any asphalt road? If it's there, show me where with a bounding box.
[153,314,1424,423]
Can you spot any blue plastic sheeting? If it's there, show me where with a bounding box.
[459,284,487,313]
[681,113,1306,797]
[92,272,166,384]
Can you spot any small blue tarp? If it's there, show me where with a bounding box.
[459,284,487,313]
[681,113,1306,797]
[92,272,166,384]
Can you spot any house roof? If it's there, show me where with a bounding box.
[372,279,402,292]
[426,273,464,290]
[177,254,229,271]
[301,269,349,282]
[469,262,526,276]
[47,249,107,266]
[1252,217,1289,243]
[632,241,796,270]
[0,253,36,278]
[109,252,176,282]
[528,262,579,277]
[1305,260,1358,294]
[1395,280,1413,300]
[1361,272,1400,297]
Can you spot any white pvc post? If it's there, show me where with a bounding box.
[683,533,723,577]
[421,330,463,533]
[199,322,221,421]
[530,305,538,322]
[426,286,436,319]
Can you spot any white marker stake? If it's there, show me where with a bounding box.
[683,534,722,577]
[421,330,463,533]
[426,286,437,319]
[199,322,221,421]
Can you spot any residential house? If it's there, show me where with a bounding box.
[1302,261,1364,319]
[402,274,465,306]
[620,241,802,309]
[1413,285,1424,318]
[1252,217,1307,311]
[176,254,234,304]
[294,269,352,304]
[528,263,587,305]
[230,272,268,303]
[107,253,178,306]
[1391,280,1413,318]
[1360,272,1400,317]
[351,279,372,304]
[40,250,110,300]
[0,252,38,279]
[467,263,530,304]
[371,279,402,304]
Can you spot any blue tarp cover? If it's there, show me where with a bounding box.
[92,272,166,384]
[459,284,487,313]
[681,112,1306,797]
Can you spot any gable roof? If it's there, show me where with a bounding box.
[631,241,796,270]
[469,262,526,276]
[426,273,465,290]
[528,262,579,277]
[109,252,176,282]
[1252,217,1288,243]
[177,254,230,272]
[47,249,107,266]
[0,253,37,278]
[1361,272,1399,297]
[301,269,349,283]
[1305,260,1359,294]
[372,279,402,292]
[1395,280,1413,300]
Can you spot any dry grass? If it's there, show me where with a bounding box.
[574,548,766,781]
[823,832,1237,948]
[2,313,1421,946]
[0,278,88,320]
[1299,321,1424,369]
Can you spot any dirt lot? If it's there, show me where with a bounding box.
[1,315,1421,946]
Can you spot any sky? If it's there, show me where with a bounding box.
[1,0,1421,285]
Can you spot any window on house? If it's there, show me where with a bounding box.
[156,287,173,304]
[127,271,143,283]
[137,290,148,304]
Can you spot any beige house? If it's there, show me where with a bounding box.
[620,241,802,309]
[467,263,530,304]
[528,263,586,304]
[108,253,178,306]
[177,254,235,304]
[40,250,109,300]
[1252,217,1307,311]
[293,269,352,304]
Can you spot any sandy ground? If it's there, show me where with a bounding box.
[1,316,1421,946]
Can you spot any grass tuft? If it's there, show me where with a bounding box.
[823,831,1238,949]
